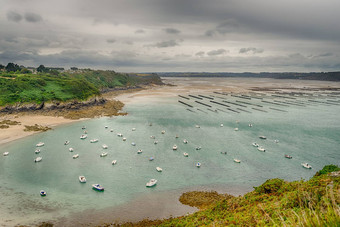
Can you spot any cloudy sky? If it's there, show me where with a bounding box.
[1,0,340,72]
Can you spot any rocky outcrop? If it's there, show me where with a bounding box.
[0,97,107,114]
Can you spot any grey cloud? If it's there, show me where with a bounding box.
[195,51,205,56]
[24,12,42,23]
[135,29,145,34]
[239,47,263,54]
[207,49,227,56]
[152,40,180,48]
[106,39,116,43]
[205,19,240,36]
[7,11,23,22]
[124,40,134,45]
[164,28,181,34]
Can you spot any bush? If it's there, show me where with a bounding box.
[254,178,285,195]
[314,164,340,176]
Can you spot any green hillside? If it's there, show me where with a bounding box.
[0,70,162,106]
[122,165,340,227]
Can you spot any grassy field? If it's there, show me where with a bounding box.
[0,70,162,106]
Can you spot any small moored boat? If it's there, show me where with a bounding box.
[90,139,99,143]
[252,142,259,147]
[220,151,227,155]
[64,141,70,145]
[183,139,188,144]
[154,140,158,144]
[195,146,201,150]
[274,139,279,143]
[150,135,155,139]
[234,128,239,131]
[183,152,189,157]
[248,124,253,127]
[72,154,79,159]
[102,144,108,149]
[35,149,41,154]
[149,157,154,161]
[175,134,179,138]
[172,145,178,150]
[234,159,241,163]
[69,148,74,152]
[146,179,157,187]
[100,152,108,157]
[34,157,42,162]
[110,129,114,132]
[123,137,127,141]
[156,167,162,172]
[80,134,87,139]
[40,190,47,196]
[220,123,224,127]
[92,184,104,191]
[105,126,108,129]
[137,149,143,154]
[195,125,200,128]
[36,142,45,147]
[82,126,86,130]
[161,130,165,134]
[112,160,117,165]
[285,154,292,159]
[301,163,312,169]
[131,142,136,146]
[3,152,9,156]
[196,162,201,167]
[257,147,266,152]
[117,133,123,137]
[79,176,86,183]
[259,136,267,140]
[132,128,136,131]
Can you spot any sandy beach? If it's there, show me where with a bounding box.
[1,77,340,147]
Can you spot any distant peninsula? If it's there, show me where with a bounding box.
[159,71,340,81]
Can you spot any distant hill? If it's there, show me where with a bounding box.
[159,71,340,81]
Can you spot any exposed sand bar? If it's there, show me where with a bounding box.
[0,115,78,146]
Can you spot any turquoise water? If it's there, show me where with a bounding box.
[0,89,340,226]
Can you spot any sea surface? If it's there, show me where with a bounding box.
[0,78,340,226]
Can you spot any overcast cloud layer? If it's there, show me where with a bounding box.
[1,0,340,72]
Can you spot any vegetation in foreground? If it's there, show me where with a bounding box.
[114,165,340,227]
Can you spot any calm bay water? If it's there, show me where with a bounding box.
[0,79,340,226]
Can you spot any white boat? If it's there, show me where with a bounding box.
[248,124,253,127]
[175,135,179,138]
[234,159,241,163]
[34,157,42,162]
[3,152,9,156]
[90,139,99,143]
[146,179,157,187]
[112,160,117,165]
[105,126,108,129]
[92,184,104,191]
[36,142,45,147]
[84,130,88,134]
[195,125,200,128]
[154,140,158,144]
[40,190,47,196]
[102,144,108,149]
[183,152,189,157]
[285,154,293,159]
[122,137,127,141]
[110,129,114,132]
[196,162,201,167]
[183,139,188,144]
[72,154,79,159]
[82,126,86,130]
[69,148,74,152]
[274,139,279,143]
[149,157,154,161]
[257,147,266,152]
[132,128,136,131]
[137,149,143,154]
[220,151,227,155]
[220,124,224,127]
[150,135,155,139]
[161,130,165,134]
[149,123,152,126]
[234,128,239,131]
[100,152,108,157]
[156,167,162,172]
[35,149,41,154]
[80,134,87,139]
[79,176,86,183]
[302,163,312,169]
[252,142,259,147]
[259,136,267,140]
[195,146,201,150]
[117,133,123,137]
[172,145,178,150]
[64,140,70,145]
[131,142,136,146]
